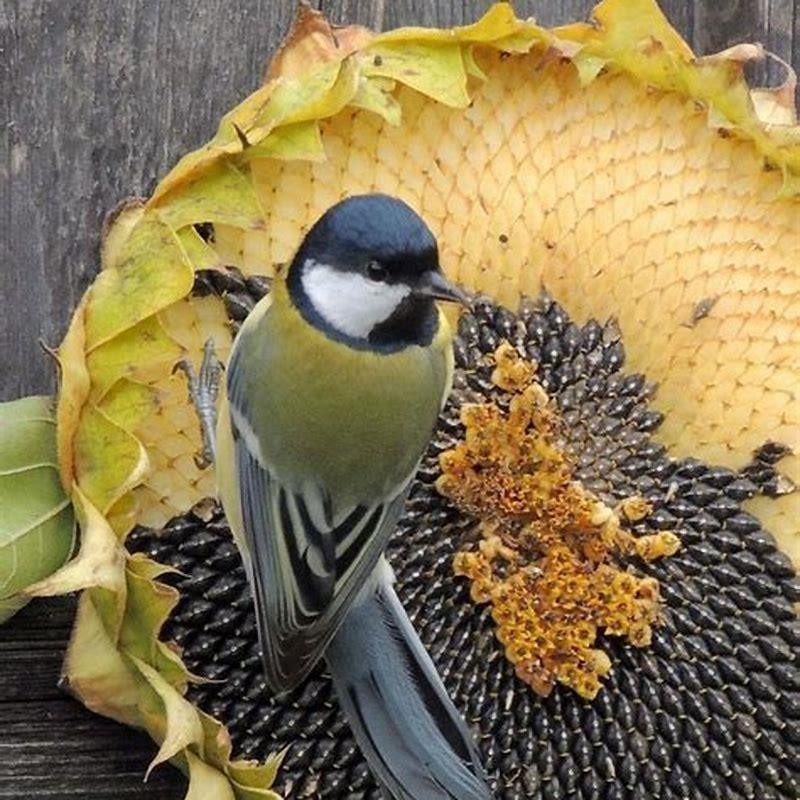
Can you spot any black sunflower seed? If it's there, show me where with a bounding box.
[128,282,799,799]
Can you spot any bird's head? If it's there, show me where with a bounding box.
[287,194,466,350]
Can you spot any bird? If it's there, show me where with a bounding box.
[214,194,492,800]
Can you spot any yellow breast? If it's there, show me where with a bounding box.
[217,274,454,525]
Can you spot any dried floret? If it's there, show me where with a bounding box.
[491,341,536,392]
[440,345,680,699]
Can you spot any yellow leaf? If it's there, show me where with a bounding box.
[105,492,140,539]
[244,120,325,162]
[85,215,194,352]
[582,0,694,58]
[121,554,184,688]
[130,655,205,777]
[268,58,360,129]
[573,53,607,86]
[177,226,223,271]
[56,297,91,489]
[185,751,236,800]
[462,47,487,81]
[374,3,540,49]
[87,316,183,402]
[73,406,149,515]
[266,3,372,81]
[455,3,536,45]
[101,198,146,271]
[62,589,147,727]
[364,41,470,108]
[348,76,402,126]
[228,753,285,799]
[97,380,157,434]
[27,485,126,600]
[229,780,283,800]
[153,161,266,232]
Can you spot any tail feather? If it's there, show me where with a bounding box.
[325,566,491,800]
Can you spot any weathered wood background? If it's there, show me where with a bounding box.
[0,1,797,797]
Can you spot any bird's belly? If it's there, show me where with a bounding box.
[260,341,444,507]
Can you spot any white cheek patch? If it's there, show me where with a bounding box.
[302,260,411,339]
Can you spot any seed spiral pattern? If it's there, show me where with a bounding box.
[129,273,799,799]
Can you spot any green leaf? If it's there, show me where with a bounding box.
[0,397,75,623]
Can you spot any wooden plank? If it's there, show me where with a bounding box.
[323,1,594,30]
[693,1,764,62]
[0,0,301,403]
[322,0,389,30]
[693,0,798,86]
[793,0,800,87]
[0,599,185,799]
[763,0,797,83]
[0,599,72,704]
[0,698,186,798]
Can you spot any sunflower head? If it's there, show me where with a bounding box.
[21,1,798,798]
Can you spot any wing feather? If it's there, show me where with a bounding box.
[231,406,409,692]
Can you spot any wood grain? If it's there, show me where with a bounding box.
[1,2,797,798]
[0,598,187,798]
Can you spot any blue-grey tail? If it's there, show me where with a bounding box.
[325,567,492,800]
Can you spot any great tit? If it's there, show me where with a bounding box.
[216,194,491,799]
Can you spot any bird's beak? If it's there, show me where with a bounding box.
[417,270,469,305]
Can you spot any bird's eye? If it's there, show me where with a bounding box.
[366,261,387,281]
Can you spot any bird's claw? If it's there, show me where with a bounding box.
[173,339,223,468]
